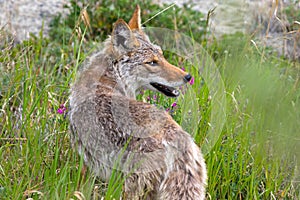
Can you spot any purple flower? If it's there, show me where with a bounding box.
[189,77,195,85]
[57,104,67,114]
[181,67,185,71]
[146,96,151,101]
[166,108,170,112]
[171,102,177,108]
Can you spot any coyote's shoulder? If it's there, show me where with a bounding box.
[69,5,207,200]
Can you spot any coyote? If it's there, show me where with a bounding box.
[69,5,207,200]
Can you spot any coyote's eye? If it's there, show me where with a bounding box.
[146,61,158,66]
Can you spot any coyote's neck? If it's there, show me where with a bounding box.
[102,51,138,99]
[107,67,137,99]
[93,53,137,99]
[74,43,138,99]
[99,72,137,99]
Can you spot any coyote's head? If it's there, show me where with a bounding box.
[108,5,192,98]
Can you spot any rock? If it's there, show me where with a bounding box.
[0,0,70,42]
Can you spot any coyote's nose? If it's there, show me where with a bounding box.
[184,74,192,82]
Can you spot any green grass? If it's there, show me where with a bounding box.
[1,2,300,200]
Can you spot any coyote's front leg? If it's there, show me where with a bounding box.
[124,173,159,200]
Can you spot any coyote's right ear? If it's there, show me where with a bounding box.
[128,5,141,30]
[112,19,139,56]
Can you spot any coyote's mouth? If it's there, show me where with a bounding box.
[150,82,180,97]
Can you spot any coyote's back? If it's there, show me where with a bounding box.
[69,5,207,200]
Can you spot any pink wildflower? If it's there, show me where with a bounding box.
[189,77,195,85]
[57,104,67,114]
[171,102,177,107]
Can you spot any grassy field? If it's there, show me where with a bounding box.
[1,1,300,200]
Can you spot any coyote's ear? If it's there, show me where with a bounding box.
[128,5,141,30]
[112,19,139,55]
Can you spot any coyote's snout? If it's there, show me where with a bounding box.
[69,5,207,200]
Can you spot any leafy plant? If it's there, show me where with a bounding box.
[49,0,206,44]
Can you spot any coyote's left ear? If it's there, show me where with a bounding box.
[112,19,139,55]
[128,5,141,30]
